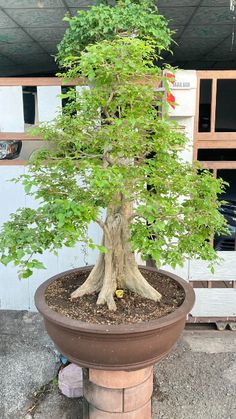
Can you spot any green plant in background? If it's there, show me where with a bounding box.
[0,1,227,310]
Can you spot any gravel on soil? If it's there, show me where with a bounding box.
[45,268,184,324]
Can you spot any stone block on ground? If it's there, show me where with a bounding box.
[58,363,83,398]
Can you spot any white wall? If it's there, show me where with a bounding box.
[37,86,62,122]
[0,87,24,132]
[0,85,100,310]
[0,165,101,311]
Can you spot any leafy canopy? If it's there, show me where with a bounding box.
[0,2,227,279]
[57,0,173,67]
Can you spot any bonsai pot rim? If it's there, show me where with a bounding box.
[35,265,195,334]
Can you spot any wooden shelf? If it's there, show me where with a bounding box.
[0,132,42,141]
[0,160,27,166]
[196,133,236,142]
[0,77,82,86]
[201,161,236,170]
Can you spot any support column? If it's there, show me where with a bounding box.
[83,366,153,419]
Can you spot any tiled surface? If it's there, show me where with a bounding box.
[84,381,124,413]
[123,374,153,412]
[89,401,152,419]
[84,367,153,417]
[89,367,153,389]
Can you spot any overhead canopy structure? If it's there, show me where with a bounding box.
[0,0,235,76]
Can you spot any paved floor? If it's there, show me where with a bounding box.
[0,310,236,419]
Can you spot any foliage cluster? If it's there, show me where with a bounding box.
[0,1,227,282]
[57,0,173,67]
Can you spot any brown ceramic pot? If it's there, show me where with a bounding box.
[35,266,195,371]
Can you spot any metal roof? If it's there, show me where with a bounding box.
[0,0,235,76]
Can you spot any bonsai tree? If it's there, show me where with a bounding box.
[0,1,227,311]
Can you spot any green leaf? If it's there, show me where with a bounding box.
[20,269,33,279]
[97,245,108,253]
[31,260,46,270]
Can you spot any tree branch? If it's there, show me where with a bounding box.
[95,218,112,244]
[95,219,105,229]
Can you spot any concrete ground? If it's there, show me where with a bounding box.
[0,311,236,419]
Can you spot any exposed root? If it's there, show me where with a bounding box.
[71,257,162,309]
[70,206,162,310]
[126,265,162,302]
[96,252,117,310]
[97,288,117,311]
[70,253,104,300]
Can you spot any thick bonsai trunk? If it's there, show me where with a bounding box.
[71,206,162,310]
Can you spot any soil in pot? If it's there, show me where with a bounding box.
[45,268,185,325]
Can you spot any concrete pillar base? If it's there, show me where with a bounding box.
[83,366,153,418]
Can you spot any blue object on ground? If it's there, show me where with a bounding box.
[60,355,68,365]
